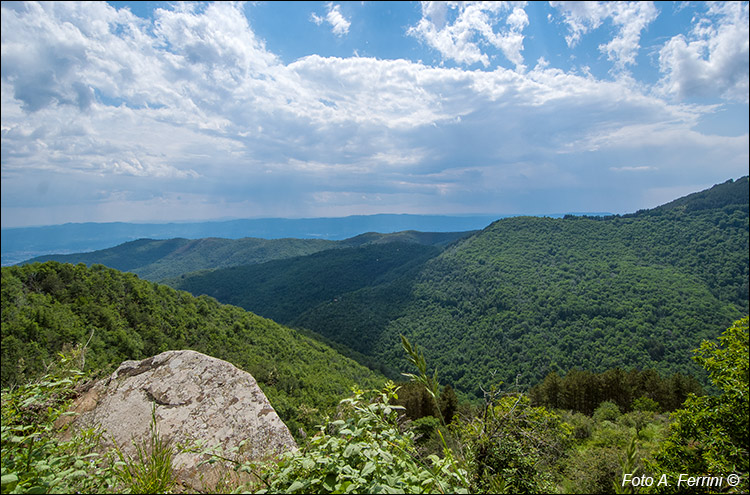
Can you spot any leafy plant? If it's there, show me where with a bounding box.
[458,393,572,494]
[255,381,469,494]
[647,316,749,493]
[112,404,177,494]
[0,347,116,494]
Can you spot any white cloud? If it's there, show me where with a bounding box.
[549,1,608,47]
[1,1,747,227]
[407,1,529,70]
[657,2,749,102]
[311,3,350,36]
[550,1,658,71]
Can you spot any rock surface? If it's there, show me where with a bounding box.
[61,350,297,490]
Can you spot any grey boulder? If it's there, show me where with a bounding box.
[60,350,297,490]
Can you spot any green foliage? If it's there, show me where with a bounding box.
[392,381,441,422]
[614,436,641,494]
[26,237,341,281]
[438,385,459,425]
[530,367,703,416]
[562,446,623,494]
[169,242,441,331]
[194,177,748,399]
[1,261,385,438]
[400,334,442,421]
[25,230,470,283]
[560,410,595,440]
[255,382,469,494]
[556,407,669,494]
[20,178,747,406]
[0,348,116,494]
[648,316,749,493]
[632,396,660,413]
[459,393,572,494]
[594,401,622,423]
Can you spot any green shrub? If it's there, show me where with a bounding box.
[560,446,622,494]
[561,411,595,440]
[594,401,622,422]
[255,382,469,494]
[459,394,572,494]
[648,316,749,493]
[631,396,660,413]
[0,348,116,494]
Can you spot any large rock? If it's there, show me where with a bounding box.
[60,350,297,490]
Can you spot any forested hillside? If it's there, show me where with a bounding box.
[4,213,488,266]
[167,242,442,328]
[315,179,749,395]
[0,261,384,435]
[23,230,471,281]
[172,177,749,398]
[25,237,339,280]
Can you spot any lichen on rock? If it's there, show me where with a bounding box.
[61,350,297,490]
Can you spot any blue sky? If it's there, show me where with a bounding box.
[1,1,748,228]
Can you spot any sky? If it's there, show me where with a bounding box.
[1,1,748,228]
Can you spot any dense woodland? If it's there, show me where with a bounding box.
[167,177,749,396]
[25,231,471,281]
[2,177,748,493]
[0,262,384,437]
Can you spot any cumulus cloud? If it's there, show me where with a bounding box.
[407,1,529,70]
[1,1,747,227]
[311,3,350,36]
[550,1,658,71]
[657,2,749,102]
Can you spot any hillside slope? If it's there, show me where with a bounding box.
[24,237,339,280]
[2,213,496,266]
[368,178,750,394]
[0,261,384,435]
[167,242,443,326]
[22,230,472,281]
[178,177,748,397]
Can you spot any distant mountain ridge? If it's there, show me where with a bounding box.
[2,214,503,266]
[20,230,473,281]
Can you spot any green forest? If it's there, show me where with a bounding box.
[24,231,471,281]
[0,261,384,436]
[168,177,749,396]
[2,177,748,493]
[2,311,748,493]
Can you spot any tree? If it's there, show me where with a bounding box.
[438,384,459,424]
[648,316,749,493]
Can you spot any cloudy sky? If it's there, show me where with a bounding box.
[1,1,748,228]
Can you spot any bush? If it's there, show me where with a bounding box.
[560,447,622,494]
[561,410,595,440]
[0,348,115,494]
[631,396,660,413]
[594,401,622,422]
[255,382,469,494]
[459,394,572,494]
[648,316,749,493]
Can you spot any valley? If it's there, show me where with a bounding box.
[10,177,749,398]
[2,176,748,494]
